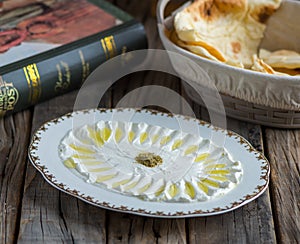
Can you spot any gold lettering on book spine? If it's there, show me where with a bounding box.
[23,63,41,104]
[79,50,90,83]
[100,35,117,60]
[0,77,19,117]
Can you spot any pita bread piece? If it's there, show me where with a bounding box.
[174,0,282,68]
[251,54,289,76]
[259,49,300,69]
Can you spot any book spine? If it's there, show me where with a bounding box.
[0,20,147,117]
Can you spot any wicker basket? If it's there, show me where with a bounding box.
[183,82,300,128]
[157,0,300,128]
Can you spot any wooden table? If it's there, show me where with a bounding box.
[1,0,299,243]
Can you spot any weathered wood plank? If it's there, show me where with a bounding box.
[128,216,156,243]
[106,212,134,243]
[105,1,187,242]
[0,110,32,244]
[108,70,186,244]
[184,104,276,243]
[17,91,109,243]
[108,72,185,243]
[153,218,187,244]
[264,129,300,243]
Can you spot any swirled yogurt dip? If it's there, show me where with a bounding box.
[59,121,243,202]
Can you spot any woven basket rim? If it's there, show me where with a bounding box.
[182,82,300,128]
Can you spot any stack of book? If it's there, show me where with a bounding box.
[0,0,148,117]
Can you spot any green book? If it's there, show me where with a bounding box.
[0,0,148,117]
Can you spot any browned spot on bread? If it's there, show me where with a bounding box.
[251,5,277,23]
[184,0,247,22]
[231,42,241,54]
[185,0,221,22]
[215,0,246,13]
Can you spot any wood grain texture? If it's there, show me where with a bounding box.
[108,69,186,243]
[2,0,297,243]
[17,91,109,243]
[128,216,156,243]
[0,111,32,244]
[106,2,187,242]
[185,104,276,244]
[264,129,300,243]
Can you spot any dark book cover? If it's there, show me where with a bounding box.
[0,0,148,116]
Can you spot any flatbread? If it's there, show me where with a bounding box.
[174,0,282,68]
[251,54,289,76]
[248,0,281,23]
[259,49,300,69]
[169,29,226,62]
[177,39,225,62]
[273,68,300,76]
[251,54,275,74]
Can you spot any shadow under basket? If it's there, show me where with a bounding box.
[182,81,300,128]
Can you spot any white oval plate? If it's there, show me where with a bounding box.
[28,108,269,218]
